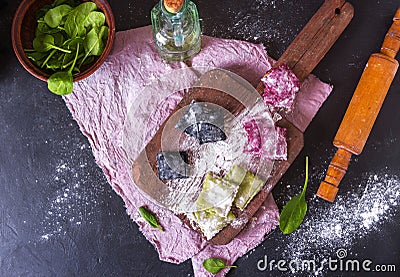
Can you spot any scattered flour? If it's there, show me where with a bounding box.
[161,101,276,213]
[268,166,400,274]
[208,0,303,57]
[39,140,108,241]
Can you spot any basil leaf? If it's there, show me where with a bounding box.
[279,156,309,235]
[138,206,163,231]
[202,258,237,274]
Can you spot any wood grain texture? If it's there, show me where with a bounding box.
[274,0,353,82]
[132,0,354,245]
[132,70,304,245]
[208,0,353,244]
[317,7,400,203]
[11,0,115,82]
[209,117,303,245]
[2,0,400,275]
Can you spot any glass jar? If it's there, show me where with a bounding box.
[151,0,201,61]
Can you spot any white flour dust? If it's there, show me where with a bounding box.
[208,0,302,54]
[270,167,400,271]
[161,101,276,213]
[39,140,107,241]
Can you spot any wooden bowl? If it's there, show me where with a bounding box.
[11,0,115,82]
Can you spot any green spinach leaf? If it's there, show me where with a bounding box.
[279,156,309,235]
[47,71,73,95]
[84,11,105,30]
[27,0,109,96]
[79,27,104,67]
[41,49,57,68]
[45,55,64,70]
[99,25,109,42]
[61,37,84,67]
[63,52,84,69]
[202,258,237,274]
[64,2,97,38]
[37,20,60,34]
[36,5,52,20]
[25,51,47,65]
[138,206,164,231]
[80,55,95,66]
[52,32,66,46]
[33,34,71,53]
[44,4,73,28]
[83,28,104,56]
[47,43,79,95]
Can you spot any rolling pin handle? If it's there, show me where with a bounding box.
[317,7,400,203]
[316,148,352,202]
[380,8,400,59]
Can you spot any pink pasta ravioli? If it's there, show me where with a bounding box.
[242,117,287,161]
[261,63,300,110]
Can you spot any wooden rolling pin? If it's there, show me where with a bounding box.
[317,7,400,202]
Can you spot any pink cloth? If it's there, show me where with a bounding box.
[63,25,332,276]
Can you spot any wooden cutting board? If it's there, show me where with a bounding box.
[211,0,353,245]
[132,0,354,245]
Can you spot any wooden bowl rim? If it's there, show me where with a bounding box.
[11,0,116,82]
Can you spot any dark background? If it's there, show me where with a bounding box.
[1,0,399,276]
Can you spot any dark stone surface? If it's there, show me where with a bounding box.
[1,0,399,276]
